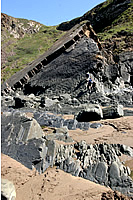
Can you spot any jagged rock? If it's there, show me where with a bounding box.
[74,142,133,196]
[102,104,124,119]
[1,179,16,200]
[45,127,73,143]
[58,157,81,177]
[76,104,103,122]
[1,111,44,143]
[120,145,133,157]
[63,119,78,130]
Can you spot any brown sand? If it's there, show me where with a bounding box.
[69,116,133,147]
[1,154,110,200]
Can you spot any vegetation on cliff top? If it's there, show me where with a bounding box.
[98,3,133,40]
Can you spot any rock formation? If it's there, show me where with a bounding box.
[2,21,133,110]
[1,110,133,197]
[1,2,133,198]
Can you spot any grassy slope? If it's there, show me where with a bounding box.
[98,3,133,40]
[1,21,65,82]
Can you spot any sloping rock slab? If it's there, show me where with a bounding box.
[1,111,49,172]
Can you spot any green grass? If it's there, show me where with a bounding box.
[98,4,133,41]
[2,25,65,82]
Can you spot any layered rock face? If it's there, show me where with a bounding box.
[2,22,133,110]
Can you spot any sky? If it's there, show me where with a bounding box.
[1,0,105,26]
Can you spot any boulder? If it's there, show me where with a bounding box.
[95,162,108,184]
[76,122,90,130]
[1,179,16,200]
[102,104,124,119]
[1,111,44,143]
[41,97,59,108]
[63,119,78,130]
[45,126,74,143]
[90,123,102,129]
[109,161,120,180]
[1,111,49,172]
[76,104,103,122]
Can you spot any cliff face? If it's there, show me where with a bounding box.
[2,22,133,108]
[1,0,133,107]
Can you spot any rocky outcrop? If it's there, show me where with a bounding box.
[2,20,133,108]
[1,110,133,196]
[73,141,133,197]
[1,22,101,93]
[1,13,42,39]
[1,111,44,143]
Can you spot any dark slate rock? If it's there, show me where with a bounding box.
[109,161,120,180]
[76,104,103,122]
[1,111,44,143]
[63,119,78,130]
[95,162,108,184]
[102,104,124,119]
[2,138,47,173]
[59,157,81,177]
[76,122,90,130]
[90,123,102,129]
[124,109,133,116]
